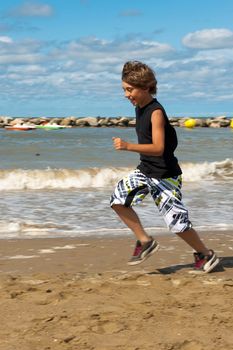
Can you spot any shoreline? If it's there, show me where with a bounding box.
[0,230,232,350]
[0,230,232,276]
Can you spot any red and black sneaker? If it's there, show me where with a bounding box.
[193,249,220,273]
[128,238,159,266]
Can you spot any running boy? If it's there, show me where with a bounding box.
[110,60,219,273]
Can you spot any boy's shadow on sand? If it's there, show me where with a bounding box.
[149,256,233,275]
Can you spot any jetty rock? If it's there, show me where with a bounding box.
[0,116,13,125]
[60,117,76,126]
[128,119,136,127]
[206,116,230,128]
[169,117,180,127]
[0,115,232,128]
[75,117,99,127]
[10,118,25,126]
[193,119,208,127]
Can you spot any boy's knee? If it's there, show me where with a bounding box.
[171,219,192,234]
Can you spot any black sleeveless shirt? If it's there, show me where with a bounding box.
[136,98,182,179]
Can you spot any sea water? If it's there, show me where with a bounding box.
[0,126,232,239]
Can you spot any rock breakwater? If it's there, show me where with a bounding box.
[0,115,233,128]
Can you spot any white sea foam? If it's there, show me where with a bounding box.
[5,255,39,260]
[0,167,129,190]
[181,158,233,182]
[0,159,232,191]
[0,220,233,240]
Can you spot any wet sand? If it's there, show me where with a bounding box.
[0,231,233,350]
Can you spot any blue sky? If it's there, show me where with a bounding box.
[0,0,233,118]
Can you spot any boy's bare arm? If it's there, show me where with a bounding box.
[113,109,165,156]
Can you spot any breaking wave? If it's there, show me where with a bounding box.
[0,158,232,191]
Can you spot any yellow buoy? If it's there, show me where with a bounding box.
[230,119,233,128]
[184,118,196,128]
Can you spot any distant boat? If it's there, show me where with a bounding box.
[36,124,71,130]
[5,124,36,131]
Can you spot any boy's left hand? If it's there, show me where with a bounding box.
[112,137,128,150]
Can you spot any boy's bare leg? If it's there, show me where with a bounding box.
[112,205,210,255]
[112,204,151,243]
[176,228,210,255]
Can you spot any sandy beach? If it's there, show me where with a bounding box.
[0,231,233,350]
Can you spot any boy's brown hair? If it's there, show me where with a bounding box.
[122,61,157,94]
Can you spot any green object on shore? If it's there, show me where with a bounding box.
[36,124,68,130]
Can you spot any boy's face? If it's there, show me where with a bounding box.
[122,81,152,107]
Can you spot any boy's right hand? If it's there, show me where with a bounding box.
[112,137,128,151]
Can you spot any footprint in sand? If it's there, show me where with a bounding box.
[91,321,125,334]
[177,340,204,350]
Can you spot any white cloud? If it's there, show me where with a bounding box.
[182,28,233,49]
[217,93,233,100]
[56,37,174,66]
[0,38,45,64]
[0,54,42,64]
[10,1,53,17]
[7,64,46,74]
[0,31,233,109]
[0,36,13,43]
